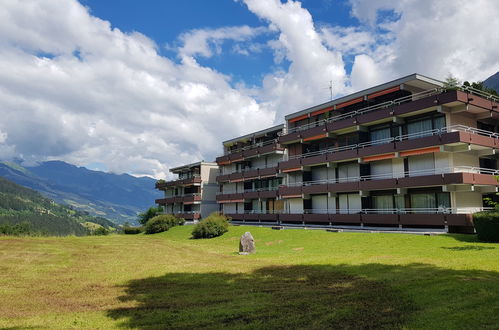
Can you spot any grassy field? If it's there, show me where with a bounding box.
[0,226,498,329]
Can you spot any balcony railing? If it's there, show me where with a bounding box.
[283,166,499,187]
[224,139,279,155]
[227,207,492,216]
[220,163,281,175]
[301,207,492,214]
[217,187,279,195]
[287,125,498,160]
[282,86,499,136]
[163,193,201,198]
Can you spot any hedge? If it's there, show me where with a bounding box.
[473,212,499,243]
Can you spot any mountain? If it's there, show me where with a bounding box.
[484,71,499,94]
[0,160,161,224]
[0,176,118,236]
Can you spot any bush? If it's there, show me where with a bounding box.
[93,226,110,236]
[191,213,229,239]
[473,212,499,242]
[138,206,164,225]
[123,226,143,234]
[144,214,185,234]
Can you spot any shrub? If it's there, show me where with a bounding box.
[138,206,164,225]
[123,226,143,234]
[191,213,229,239]
[473,212,499,242]
[93,226,110,236]
[144,214,185,234]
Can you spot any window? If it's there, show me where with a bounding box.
[410,192,450,213]
[406,114,446,139]
[338,162,360,182]
[372,195,394,213]
[338,193,361,214]
[370,127,391,144]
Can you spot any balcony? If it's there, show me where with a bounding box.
[279,86,499,145]
[155,193,201,205]
[216,188,279,202]
[278,125,499,170]
[216,140,285,165]
[216,164,280,183]
[156,175,202,189]
[278,166,499,195]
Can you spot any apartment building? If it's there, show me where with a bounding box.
[275,73,499,233]
[215,125,285,222]
[155,161,219,221]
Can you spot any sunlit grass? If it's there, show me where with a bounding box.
[0,226,498,329]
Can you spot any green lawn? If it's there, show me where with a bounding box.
[0,226,498,329]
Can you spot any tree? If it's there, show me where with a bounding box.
[443,75,461,90]
[462,81,498,96]
[138,206,163,225]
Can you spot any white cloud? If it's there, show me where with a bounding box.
[348,0,499,85]
[177,25,268,58]
[0,0,274,178]
[1,0,499,179]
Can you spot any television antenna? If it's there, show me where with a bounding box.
[323,80,333,101]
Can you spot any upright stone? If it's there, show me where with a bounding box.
[239,232,255,254]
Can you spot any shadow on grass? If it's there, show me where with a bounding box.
[107,263,499,329]
[441,246,495,251]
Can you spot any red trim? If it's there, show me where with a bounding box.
[282,194,302,198]
[362,153,396,162]
[218,161,230,165]
[282,167,302,173]
[303,133,327,142]
[311,106,333,117]
[336,97,363,109]
[368,86,400,99]
[400,146,440,157]
[289,114,309,123]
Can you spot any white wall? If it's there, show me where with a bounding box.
[311,194,328,211]
[451,152,479,168]
[223,203,237,213]
[452,191,483,212]
[392,158,405,178]
[287,198,304,213]
[371,159,392,178]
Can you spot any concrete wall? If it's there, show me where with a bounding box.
[446,112,476,128]
[452,191,483,213]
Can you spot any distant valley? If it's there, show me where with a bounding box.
[0,160,161,224]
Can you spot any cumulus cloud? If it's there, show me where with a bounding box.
[1,0,498,179]
[0,0,274,178]
[177,25,268,58]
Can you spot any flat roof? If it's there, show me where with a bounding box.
[284,73,443,120]
[223,124,284,146]
[170,161,218,173]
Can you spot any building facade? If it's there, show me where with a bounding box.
[215,74,499,233]
[215,125,285,222]
[155,161,219,221]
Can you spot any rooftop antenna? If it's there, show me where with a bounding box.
[324,80,333,101]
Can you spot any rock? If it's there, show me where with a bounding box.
[239,232,255,254]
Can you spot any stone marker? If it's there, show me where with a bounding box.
[239,232,255,255]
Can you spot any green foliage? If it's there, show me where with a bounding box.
[0,221,42,236]
[443,75,461,90]
[144,214,185,234]
[138,206,163,225]
[191,213,229,239]
[0,176,116,236]
[123,226,143,234]
[463,81,499,96]
[93,226,110,236]
[473,212,499,242]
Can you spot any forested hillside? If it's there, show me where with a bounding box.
[0,177,117,236]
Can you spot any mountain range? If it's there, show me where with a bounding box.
[484,71,499,94]
[0,160,161,224]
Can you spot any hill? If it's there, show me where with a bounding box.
[484,71,499,94]
[0,176,118,236]
[0,161,161,224]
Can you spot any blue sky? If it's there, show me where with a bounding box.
[80,0,359,87]
[1,0,498,177]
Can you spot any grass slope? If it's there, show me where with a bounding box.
[0,177,117,235]
[0,226,498,329]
